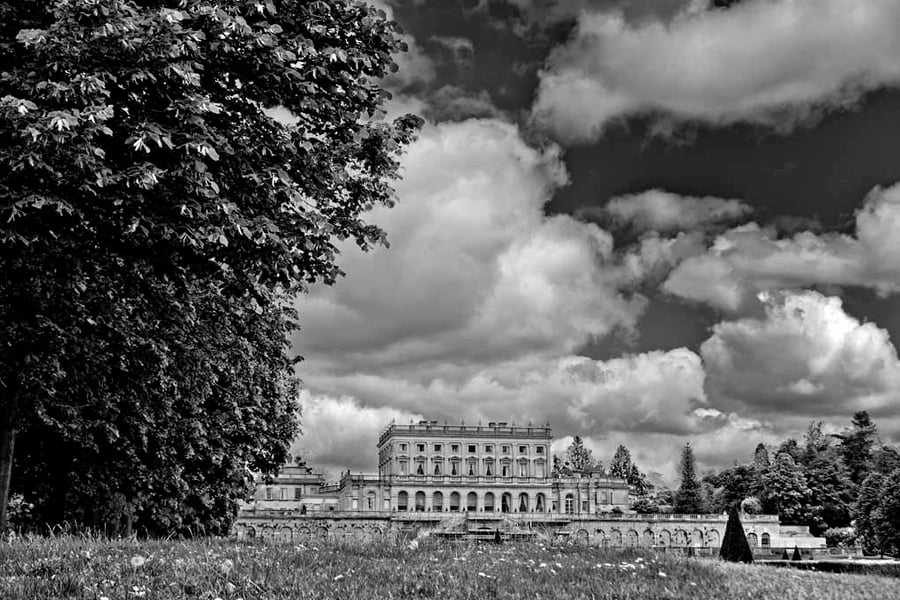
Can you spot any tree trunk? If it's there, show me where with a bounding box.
[0,391,19,533]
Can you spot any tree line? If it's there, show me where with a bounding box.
[558,412,900,555]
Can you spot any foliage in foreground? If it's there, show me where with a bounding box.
[0,0,421,535]
[1,536,899,600]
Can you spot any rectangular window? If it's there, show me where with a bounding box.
[266,488,275,500]
[485,445,493,453]
[399,461,408,475]
[468,444,477,453]
[399,443,407,452]
[519,445,528,453]
[535,463,545,478]
[294,487,302,500]
[352,498,359,510]
[451,462,458,476]
[417,443,425,452]
[501,464,509,477]
[518,462,528,477]
[434,444,442,451]
[536,446,544,454]
[501,445,509,454]
[581,501,588,513]
[451,444,459,452]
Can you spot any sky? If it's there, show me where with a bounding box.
[289,0,900,485]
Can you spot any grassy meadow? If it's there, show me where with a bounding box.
[2,535,899,600]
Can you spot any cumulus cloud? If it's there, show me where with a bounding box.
[663,182,900,311]
[295,118,646,371]
[531,0,900,142]
[600,189,753,233]
[369,0,437,91]
[701,290,900,421]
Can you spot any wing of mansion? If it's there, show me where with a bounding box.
[236,420,825,552]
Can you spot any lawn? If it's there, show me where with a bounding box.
[2,535,898,600]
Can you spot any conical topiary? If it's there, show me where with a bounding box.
[781,548,789,560]
[719,505,754,563]
[791,545,802,561]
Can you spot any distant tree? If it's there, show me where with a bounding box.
[704,464,755,512]
[631,497,659,514]
[803,450,853,536]
[720,505,753,563]
[762,453,810,525]
[674,443,705,514]
[627,463,652,496]
[776,438,804,464]
[838,411,877,485]
[753,443,770,470]
[609,445,632,479]
[740,496,763,515]
[565,436,600,474]
[855,472,886,555]
[872,446,900,476]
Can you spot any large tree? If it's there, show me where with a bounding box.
[838,411,877,485]
[0,0,420,533]
[564,436,601,474]
[762,453,811,525]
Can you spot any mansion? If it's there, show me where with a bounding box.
[236,420,825,552]
[245,420,630,516]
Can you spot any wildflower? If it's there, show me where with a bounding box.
[219,559,234,575]
[225,582,237,594]
[334,574,345,581]
[658,571,667,578]
[407,540,419,550]
[130,555,147,569]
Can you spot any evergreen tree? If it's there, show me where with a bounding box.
[838,411,877,485]
[674,443,705,513]
[719,505,753,563]
[855,472,889,556]
[753,443,770,469]
[609,444,632,479]
[565,436,599,474]
[762,453,810,525]
[627,463,652,496]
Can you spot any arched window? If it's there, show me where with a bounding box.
[747,532,758,547]
[501,493,512,513]
[366,491,376,510]
[518,493,529,512]
[467,492,478,512]
[535,493,545,512]
[449,491,461,511]
[398,491,408,511]
[415,491,426,512]
[433,491,443,512]
[484,492,495,512]
[761,533,771,548]
[564,493,574,514]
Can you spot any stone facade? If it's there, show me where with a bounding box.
[235,420,826,550]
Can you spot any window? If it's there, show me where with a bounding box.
[485,445,493,453]
[518,461,528,477]
[535,493,545,512]
[451,444,459,452]
[519,445,528,453]
[266,487,276,500]
[761,533,771,548]
[416,462,425,475]
[501,464,510,477]
[399,443,407,452]
[467,458,477,476]
[519,493,529,512]
[417,443,425,452]
[484,461,493,476]
[433,491,443,511]
[352,498,358,510]
[434,444,442,452]
[294,487,302,500]
[467,492,478,512]
[484,492,495,512]
[564,494,574,514]
[367,491,376,510]
[468,444,477,453]
[501,445,510,454]
[415,491,426,512]
[449,492,461,511]
[433,462,442,475]
[581,501,588,513]
[536,446,544,454]
[398,491,408,511]
[399,460,408,475]
[451,460,459,476]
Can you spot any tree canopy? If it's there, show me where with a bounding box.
[0,0,421,533]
